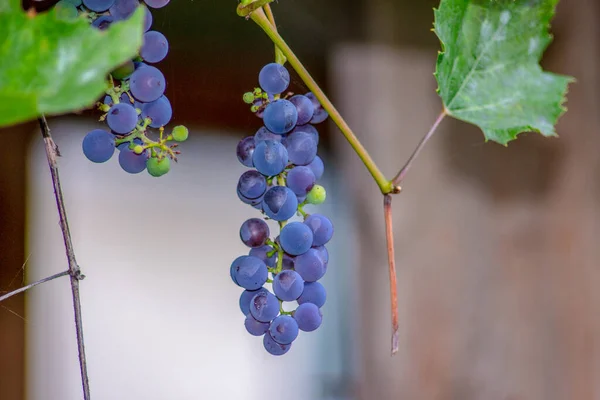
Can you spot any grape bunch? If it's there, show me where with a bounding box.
[232,63,333,356]
[57,0,188,177]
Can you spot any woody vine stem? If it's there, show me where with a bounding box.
[239,1,448,354]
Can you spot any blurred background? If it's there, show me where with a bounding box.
[1,0,598,399]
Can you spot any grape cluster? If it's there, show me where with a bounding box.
[58,0,188,177]
[232,63,333,356]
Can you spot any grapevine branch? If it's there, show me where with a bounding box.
[0,270,69,303]
[392,110,447,185]
[383,195,399,354]
[38,116,91,400]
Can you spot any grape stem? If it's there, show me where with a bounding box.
[263,4,287,65]
[38,116,91,400]
[383,195,399,355]
[0,270,69,303]
[391,110,447,185]
[249,8,394,194]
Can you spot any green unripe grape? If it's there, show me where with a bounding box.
[147,157,171,177]
[111,60,135,81]
[172,125,189,142]
[251,105,259,112]
[243,92,255,104]
[55,1,78,19]
[133,145,144,155]
[306,185,326,205]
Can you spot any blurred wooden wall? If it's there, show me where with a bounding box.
[0,124,31,400]
[333,0,599,399]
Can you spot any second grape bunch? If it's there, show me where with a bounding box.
[73,0,187,177]
[232,63,333,356]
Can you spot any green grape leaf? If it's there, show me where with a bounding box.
[0,0,144,127]
[434,0,574,145]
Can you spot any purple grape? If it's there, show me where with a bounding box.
[254,126,281,143]
[304,214,334,247]
[286,166,316,196]
[252,140,288,177]
[106,103,138,134]
[272,270,304,301]
[236,137,256,167]
[245,314,269,336]
[83,0,115,12]
[118,147,148,174]
[293,303,322,332]
[297,282,326,308]
[230,256,268,290]
[306,92,329,124]
[258,63,290,95]
[141,95,172,128]
[313,245,329,264]
[291,124,319,146]
[284,131,317,166]
[279,222,313,256]
[237,189,264,209]
[307,155,324,180]
[143,6,153,31]
[263,333,291,356]
[289,95,315,126]
[250,291,279,322]
[141,31,169,63]
[130,65,166,102]
[268,316,299,345]
[144,0,169,8]
[262,186,298,221]
[263,100,298,134]
[109,0,138,19]
[294,248,326,282]
[237,170,267,200]
[82,129,115,163]
[239,287,270,315]
[239,218,270,248]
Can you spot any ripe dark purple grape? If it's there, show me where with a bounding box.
[262,186,298,221]
[250,291,279,323]
[284,131,317,166]
[236,137,256,167]
[272,270,304,301]
[294,303,322,332]
[268,316,299,345]
[141,31,169,63]
[289,95,315,126]
[230,256,268,290]
[286,166,316,196]
[263,332,291,356]
[245,314,270,336]
[294,248,326,282]
[237,170,267,200]
[297,282,326,308]
[239,218,270,248]
[304,214,334,246]
[141,95,172,128]
[130,65,166,102]
[106,103,138,134]
[239,287,270,316]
